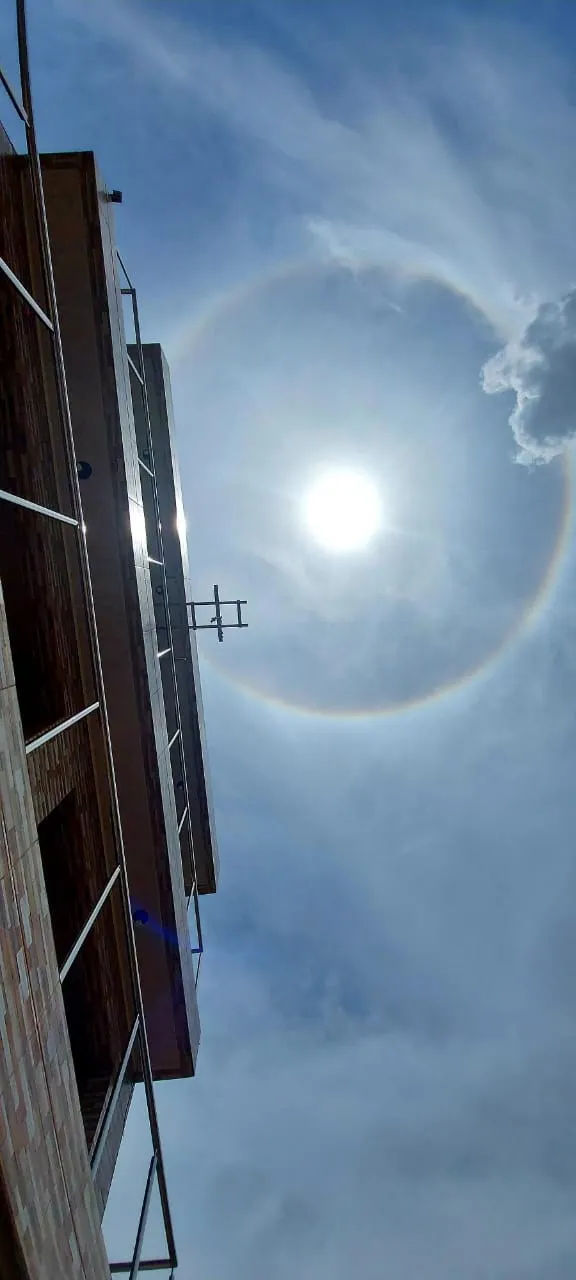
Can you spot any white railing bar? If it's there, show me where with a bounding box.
[0,486,78,526]
[59,865,121,983]
[0,254,53,328]
[25,700,100,755]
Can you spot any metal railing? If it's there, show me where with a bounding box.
[0,3,179,1274]
[119,254,204,969]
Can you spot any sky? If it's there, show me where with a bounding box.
[7,0,576,1275]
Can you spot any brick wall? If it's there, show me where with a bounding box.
[0,582,111,1279]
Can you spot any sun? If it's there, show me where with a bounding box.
[302,469,383,553]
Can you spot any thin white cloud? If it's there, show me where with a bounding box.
[57,0,576,338]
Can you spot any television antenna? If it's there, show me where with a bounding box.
[188,585,248,642]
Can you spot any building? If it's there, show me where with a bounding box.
[0,4,216,1276]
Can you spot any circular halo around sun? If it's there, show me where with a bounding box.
[303,469,383,553]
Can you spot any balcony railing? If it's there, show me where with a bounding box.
[0,3,181,1274]
[119,253,204,972]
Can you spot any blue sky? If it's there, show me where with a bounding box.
[8,0,576,1274]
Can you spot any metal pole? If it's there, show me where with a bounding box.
[59,865,121,983]
[213,584,223,642]
[0,63,28,122]
[110,1261,174,1275]
[25,700,100,756]
[129,1153,158,1280]
[91,1017,140,1177]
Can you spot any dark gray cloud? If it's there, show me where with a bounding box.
[482,290,576,464]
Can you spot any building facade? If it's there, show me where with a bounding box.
[0,4,216,1276]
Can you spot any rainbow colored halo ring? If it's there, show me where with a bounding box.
[172,257,573,721]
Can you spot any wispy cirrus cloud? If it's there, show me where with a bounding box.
[58,0,576,326]
[57,0,576,473]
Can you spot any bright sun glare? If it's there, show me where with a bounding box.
[303,469,383,553]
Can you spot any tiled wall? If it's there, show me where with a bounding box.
[0,583,111,1279]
